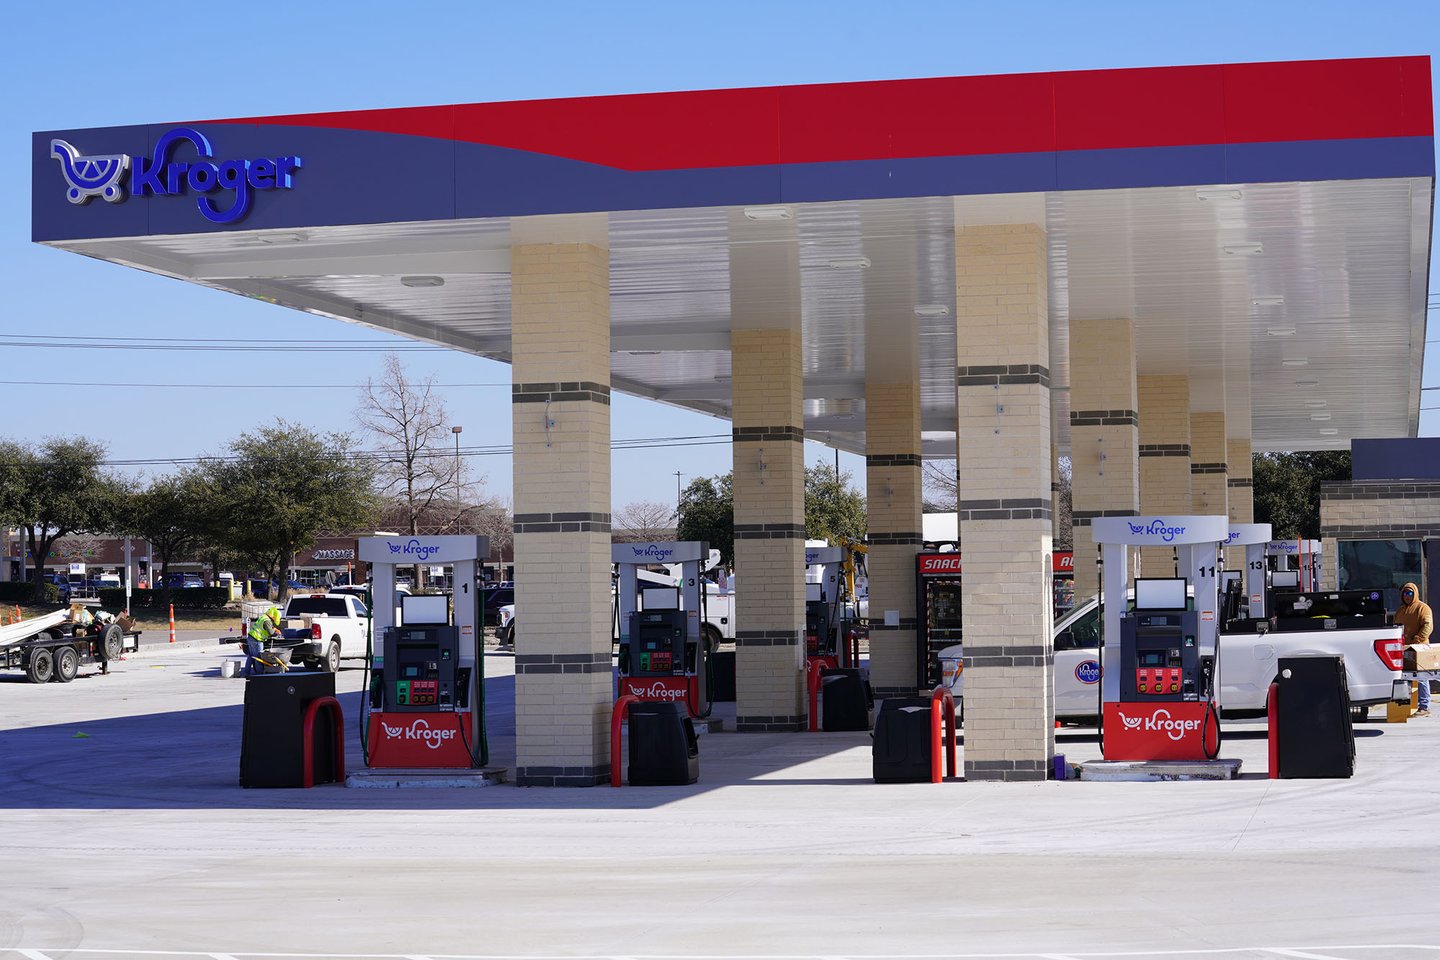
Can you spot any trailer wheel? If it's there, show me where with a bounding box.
[26,648,54,684]
[53,646,79,683]
[102,624,123,661]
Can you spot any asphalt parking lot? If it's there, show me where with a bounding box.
[2,643,1438,960]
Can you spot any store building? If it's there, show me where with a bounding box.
[32,56,1434,783]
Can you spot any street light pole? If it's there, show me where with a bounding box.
[675,471,683,524]
[452,425,463,534]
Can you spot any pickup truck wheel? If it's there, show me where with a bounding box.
[322,638,341,673]
[53,646,79,683]
[702,624,723,650]
[26,648,54,684]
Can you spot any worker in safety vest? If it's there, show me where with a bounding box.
[245,607,284,672]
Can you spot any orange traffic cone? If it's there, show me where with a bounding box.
[168,604,176,644]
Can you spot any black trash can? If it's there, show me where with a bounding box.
[821,668,870,731]
[1275,655,1355,779]
[627,701,700,786]
[872,697,933,783]
[240,672,338,788]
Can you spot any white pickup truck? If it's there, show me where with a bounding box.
[274,593,372,672]
[1044,593,1406,721]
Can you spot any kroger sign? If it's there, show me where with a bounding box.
[50,126,301,224]
[1125,519,1187,543]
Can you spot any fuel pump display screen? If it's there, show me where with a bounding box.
[1136,650,1167,667]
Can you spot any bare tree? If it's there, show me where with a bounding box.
[356,354,461,586]
[468,497,513,576]
[921,457,1071,547]
[922,460,957,512]
[614,500,677,542]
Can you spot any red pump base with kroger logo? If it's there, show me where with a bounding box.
[366,711,477,768]
[1102,702,1220,761]
[619,676,700,716]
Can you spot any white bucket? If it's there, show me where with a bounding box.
[220,659,240,679]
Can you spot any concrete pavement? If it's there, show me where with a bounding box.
[1,646,1437,959]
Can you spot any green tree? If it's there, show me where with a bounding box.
[805,463,867,544]
[115,470,212,609]
[1253,451,1352,539]
[677,473,734,567]
[201,421,379,600]
[0,437,121,598]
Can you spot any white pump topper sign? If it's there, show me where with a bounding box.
[1090,514,1230,547]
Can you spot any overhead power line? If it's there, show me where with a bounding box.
[0,433,735,470]
[0,380,510,390]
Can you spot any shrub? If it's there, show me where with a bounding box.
[98,587,230,611]
[0,581,60,605]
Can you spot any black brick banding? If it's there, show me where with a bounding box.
[1072,509,1139,527]
[735,715,806,732]
[956,363,1050,388]
[734,523,807,540]
[866,453,923,468]
[868,532,923,545]
[1070,408,1139,427]
[512,381,611,405]
[515,765,609,787]
[1139,444,1191,458]
[958,497,1052,522]
[1191,462,1229,474]
[732,425,804,443]
[514,511,612,534]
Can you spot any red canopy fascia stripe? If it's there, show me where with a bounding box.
[208,56,1432,173]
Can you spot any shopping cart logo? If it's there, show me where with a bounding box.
[50,127,302,224]
[50,140,130,205]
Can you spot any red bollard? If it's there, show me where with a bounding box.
[1266,681,1280,779]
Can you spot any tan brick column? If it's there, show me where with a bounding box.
[510,231,612,787]
[1190,412,1228,519]
[1138,375,1191,577]
[1068,318,1139,602]
[731,328,806,731]
[1227,438,1253,522]
[954,223,1053,782]
[865,380,923,696]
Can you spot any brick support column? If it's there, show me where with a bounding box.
[509,236,612,787]
[954,223,1053,783]
[1190,412,1228,519]
[1138,376,1191,577]
[1227,438,1253,523]
[1068,318,1139,602]
[865,381,923,696]
[731,327,806,731]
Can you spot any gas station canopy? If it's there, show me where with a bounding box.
[33,56,1434,455]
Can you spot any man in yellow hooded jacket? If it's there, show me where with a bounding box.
[1396,582,1432,717]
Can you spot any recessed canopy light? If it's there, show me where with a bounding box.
[257,232,307,244]
[625,350,661,356]
[1223,242,1264,256]
[914,304,950,318]
[743,205,794,221]
[1310,413,1332,421]
[1319,429,1340,436]
[1266,327,1297,337]
[400,275,445,288]
[1305,400,1328,408]
[713,374,732,382]
[1252,295,1285,306]
[1281,358,1309,367]
[1294,380,1319,387]
[1197,189,1242,201]
[827,256,871,270]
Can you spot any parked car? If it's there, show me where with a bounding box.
[164,573,206,589]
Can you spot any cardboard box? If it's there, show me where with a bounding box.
[1404,644,1440,671]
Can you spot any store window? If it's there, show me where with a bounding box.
[1337,539,1422,593]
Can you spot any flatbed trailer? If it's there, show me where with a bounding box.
[1,610,142,683]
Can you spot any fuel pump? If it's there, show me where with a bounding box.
[358,535,490,769]
[1227,523,1274,628]
[804,546,847,669]
[614,541,713,717]
[1091,516,1229,762]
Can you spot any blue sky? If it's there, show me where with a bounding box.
[5,0,1437,509]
